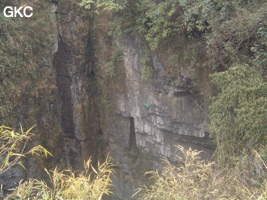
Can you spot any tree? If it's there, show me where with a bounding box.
[209,64,267,165]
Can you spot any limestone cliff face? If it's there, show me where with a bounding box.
[53,0,103,170]
[0,0,99,192]
[97,37,215,199]
[0,1,215,198]
[49,2,215,196]
[118,37,214,155]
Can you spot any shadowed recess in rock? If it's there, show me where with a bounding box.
[53,40,75,138]
[129,117,138,151]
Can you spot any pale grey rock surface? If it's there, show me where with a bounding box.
[107,37,215,199]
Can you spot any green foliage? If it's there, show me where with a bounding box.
[83,0,266,51]
[82,0,267,172]
[171,0,267,72]
[178,0,234,33]
[135,146,267,200]
[104,42,123,78]
[177,0,267,167]
[251,22,267,67]
[80,0,124,12]
[5,158,113,200]
[0,9,52,80]
[206,3,267,70]
[81,0,267,57]
[141,49,153,80]
[81,0,183,49]
[141,0,181,49]
[111,43,123,63]
[0,125,113,199]
[0,1,53,125]
[0,126,51,175]
[209,64,267,165]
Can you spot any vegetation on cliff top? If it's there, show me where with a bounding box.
[80,0,267,198]
[81,0,267,164]
[0,0,266,199]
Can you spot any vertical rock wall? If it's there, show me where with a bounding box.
[98,37,215,199]
[50,3,215,196]
[0,1,215,199]
[53,0,101,170]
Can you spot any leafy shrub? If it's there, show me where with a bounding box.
[209,64,267,166]
[80,0,124,11]
[81,0,183,49]
[135,146,267,200]
[5,158,113,200]
[0,126,113,199]
[0,126,51,174]
[140,0,182,50]
[206,3,267,70]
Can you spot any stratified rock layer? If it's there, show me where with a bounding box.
[102,37,215,199]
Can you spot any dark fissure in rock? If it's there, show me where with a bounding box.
[53,40,75,138]
[129,117,137,151]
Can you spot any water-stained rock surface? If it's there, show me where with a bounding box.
[0,1,215,199]
[103,37,215,199]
